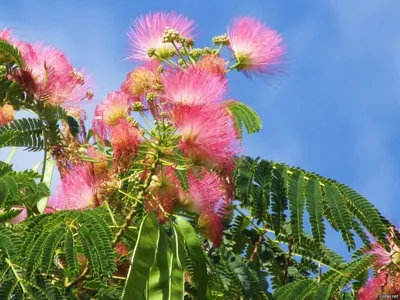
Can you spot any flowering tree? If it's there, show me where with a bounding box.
[0,11,398,300]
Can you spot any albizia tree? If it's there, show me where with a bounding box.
[0,11,398,300]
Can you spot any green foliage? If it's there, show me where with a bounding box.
[234,156,392,250]
[0,208,117,299]
[0,161,49,209]
[0,40,25,68]
[122,213,160,300]
[0,118,45,151]
[174,216,211,300]
[225,100,263,140]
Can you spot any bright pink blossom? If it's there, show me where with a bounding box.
[171,104,240,166]
[47,164,99,211]
[180,170,225,214]
[358,271,400,299]
[92,91,131,140]
[162,66,227,107]
[227,16,285,77]
[128,12,195,61]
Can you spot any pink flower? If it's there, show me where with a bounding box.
[0,28,12,41]
[121,61,161,99]
[110,119,142,169]
[0,104,15,125]
[47,164,99,211]
[128,12,195,61]
[92,91,131,140]
[197,54,228,78]
[171,104,240,166]
[180,170,225,214]
[227,16,285,77]
[146,166,179,222]
[12,41,92,106]
[162,66,227,107]
[198,210,223,247]
[358,271,400,299]
[366,228,400,270]
[87,146,109,180]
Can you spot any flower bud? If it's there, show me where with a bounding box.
[212,34,229,45]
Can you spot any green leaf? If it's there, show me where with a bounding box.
[147,226,171,300]
[305,176,326,245]
[270,164,288,236]
[66,115,81,137]
[0,40,25,68]
[225,100,262,140]
[288,170,305,244]
[0,131,19,148]
[170,226,186,300]
[324,184,355,250]
[0,118,45,151]
[174,168,189,191]
[174,216,211,300]
[122,213,160,300]
[36,158,54,213]
[274,279,317,300]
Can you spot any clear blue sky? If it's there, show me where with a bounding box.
[1,0,400,259]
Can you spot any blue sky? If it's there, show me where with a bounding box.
[1,0,400,259]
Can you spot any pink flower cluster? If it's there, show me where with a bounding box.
[358,228,400,299]
[0,28,92,111]
[5,11,286,247]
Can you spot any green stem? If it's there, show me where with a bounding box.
[40,131,48,183]
[172,41,188,67]
[104,201,118,227]
[153,53,179,68]
[6,258,28,294]
[113,152,161,246]
[215,44,224,55]
[6,147,17,164]
[182,44,196,64]
[226,61,241,72]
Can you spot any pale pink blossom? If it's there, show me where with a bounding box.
[12,41,92,106]
[366,228,400,270]
[171,105,240,166]
[198,210,223,247]
[128,12,195,61]
[162,66,227,107]
[227,16,285,77]
[146,166,179,222]
[87,146,109,180]
[110,119,142,169]
[47,164,99,211]
[197,54,228,78]
[121,61,161,99]
[0,28,12,41]
[92,91,131,140]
